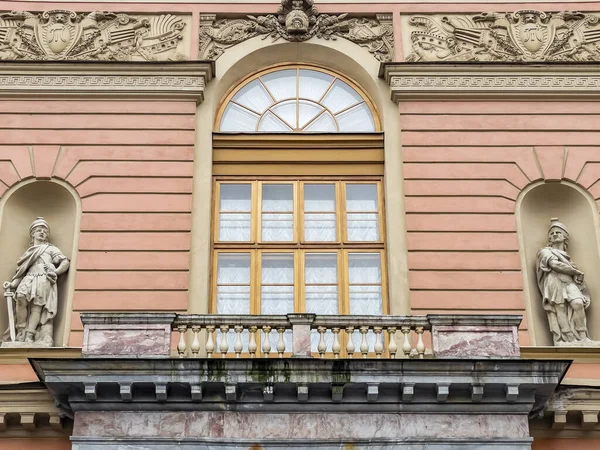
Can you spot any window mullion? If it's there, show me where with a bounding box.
[340,182,348,243]
[296,249,303,313]
[294,181,300,244]
[252,250,260,314]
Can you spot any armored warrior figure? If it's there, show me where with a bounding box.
[3,218,69,346]
[536,218,596,346]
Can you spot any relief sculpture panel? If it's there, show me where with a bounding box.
[0,10,190,61]
[402,10,600,62]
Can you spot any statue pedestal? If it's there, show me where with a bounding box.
[1,341,50,348]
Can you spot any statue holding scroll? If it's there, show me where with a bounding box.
[2,218,69,347]
[536,218,596,346]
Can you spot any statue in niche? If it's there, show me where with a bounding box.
[2,217,69,347]
[536,218,598,346]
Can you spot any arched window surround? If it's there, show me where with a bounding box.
[215,63,381,133]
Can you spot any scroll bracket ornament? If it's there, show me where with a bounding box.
[199,1,394,62]
[0,9,188,61]
[405,10,600,62]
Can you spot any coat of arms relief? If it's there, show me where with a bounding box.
[0,10,190,60]
[404,10,600,62]
[199,0,394,62]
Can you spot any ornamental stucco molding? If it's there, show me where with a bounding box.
[403,10,600,63]
[199,1,394,62]
[0,10,191,61]
[0,62,214,101]
[381,63,600,101]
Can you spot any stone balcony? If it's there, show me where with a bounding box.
[29,313,569,450]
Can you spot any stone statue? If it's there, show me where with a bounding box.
[2,217,69,347]
[536,218,597,346]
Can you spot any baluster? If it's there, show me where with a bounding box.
[416,327,425,359]
[277,327,286,358]
[332,327,341,359]
[346,326,355,358]
[359,326,369,358]
[191,326,201,358]
[206,326,216,358]
[219,325,230,358]
[373,326,384,359]
[262,326,272,357]
[248,326,258,358]
[401,326,412,358]
[317,326,327,358]
[234,325,244,358]
[177,325,187,358]
[387,327,397,359]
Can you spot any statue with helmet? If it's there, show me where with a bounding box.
[536,218,597,346]
[2,217,69,347]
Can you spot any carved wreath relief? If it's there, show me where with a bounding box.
[404,10,600,62]
[199,0,394,62]
[0,10,189,61]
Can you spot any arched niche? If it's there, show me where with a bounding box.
[0,180,80,347]
[517,181,600,346]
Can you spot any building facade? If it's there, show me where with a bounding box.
[0,0,600,449]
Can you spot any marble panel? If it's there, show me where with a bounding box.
[82,324,171,358]
[432,326,520,358]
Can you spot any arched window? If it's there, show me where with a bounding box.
[218,65,379,133]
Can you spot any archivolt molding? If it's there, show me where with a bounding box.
[381,63,600,101]
[0,10,191,61]
[403,10,600,63]
[0,62,214,101]
[199,1,394,62]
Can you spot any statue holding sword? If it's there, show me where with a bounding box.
[3,217,69,347]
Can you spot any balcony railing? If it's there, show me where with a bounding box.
[80,313,523,360]
[173,314,432,359]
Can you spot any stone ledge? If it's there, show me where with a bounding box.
[0,61,214,101]
[380,63,600,101]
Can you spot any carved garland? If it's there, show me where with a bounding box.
[405,10,600,62]
[199,1,394,62]
[0,10,188,61]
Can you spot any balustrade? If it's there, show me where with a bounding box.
[172,314,431,359]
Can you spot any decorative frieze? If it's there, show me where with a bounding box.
[381,63,600,101]
[0,10,190,61]
[199,1,394,62]
[0,62,213,101]
[403,10,600,62]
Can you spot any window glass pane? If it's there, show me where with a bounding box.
[261,70,297,102]
[261,253,294,314]
[336,102,375,132]
[299,69,334,101]
[303,111,337,132]
[321,79,363,114]
[298,100,323,129]
[346,184,379,242]
[257,111,293,132]
[232,79,274,114]
[216,253,250,314]
[219,184,251,241]
[304,184,336,242]
[305,253,338,313]
[348,252,383,316]
[262,184,294,241]
[220,103,260,132]
[271,100,297,130]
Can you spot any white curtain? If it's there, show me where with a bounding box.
[218,184,252,241]
[262,184,294,241]
[261,253,294,351]
[304,184,336,241]
[346,184,379,242]
[305,253,338,352]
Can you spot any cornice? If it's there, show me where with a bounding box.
[380,63,600,101]
[0,61,214,102]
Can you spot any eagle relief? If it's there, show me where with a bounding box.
[0,9,189,61]
[404,10,600,62]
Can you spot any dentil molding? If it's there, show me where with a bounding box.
[380,63,600,101]
[0,61,214,101]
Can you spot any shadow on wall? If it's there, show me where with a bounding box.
[518,182,600,346]
[0,181,79,347]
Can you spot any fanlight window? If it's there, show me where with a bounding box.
[219,67,377,133]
